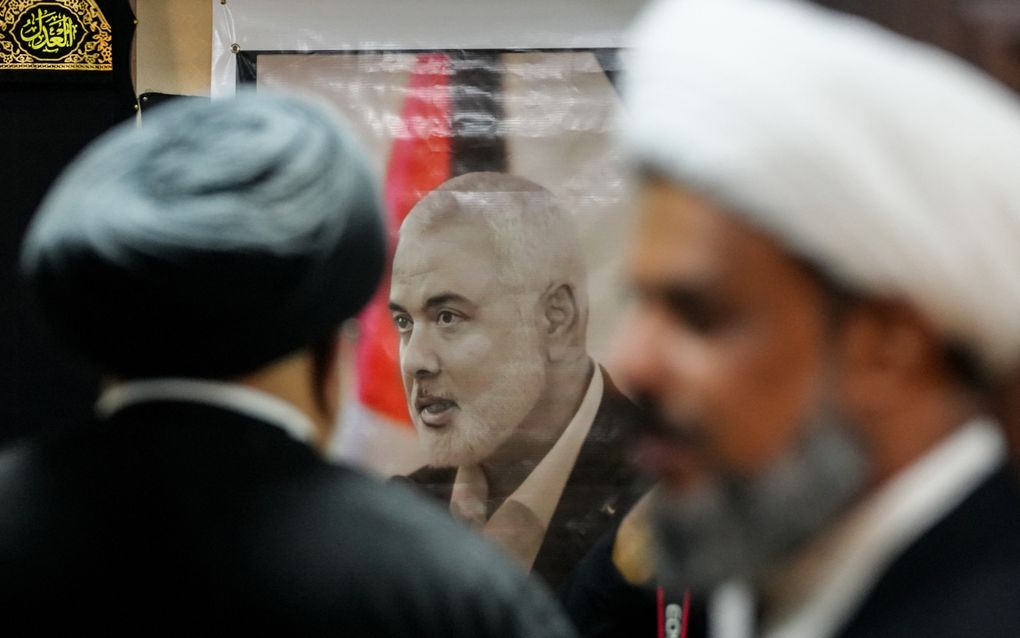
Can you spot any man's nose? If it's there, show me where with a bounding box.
[401,326,440,379]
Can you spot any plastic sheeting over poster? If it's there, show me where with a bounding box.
[210,0,644,476]
[210,0,645,96]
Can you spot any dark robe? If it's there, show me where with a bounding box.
[0,399,577,637]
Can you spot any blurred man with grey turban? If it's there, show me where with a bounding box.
[563,0,1020,636]
[0,93,576,637]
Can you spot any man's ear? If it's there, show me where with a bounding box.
[835,299,941,418]
[312,328,346,450]
[322,335,344,426]
[542,282,579,360]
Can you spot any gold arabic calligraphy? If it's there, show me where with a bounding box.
[0,0,112,71]
[17,6,76,54]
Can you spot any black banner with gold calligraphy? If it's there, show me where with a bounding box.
[0,0,115,81]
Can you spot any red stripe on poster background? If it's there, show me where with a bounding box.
[355,53,452,425]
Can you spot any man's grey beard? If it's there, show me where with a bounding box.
[651,408,868,592]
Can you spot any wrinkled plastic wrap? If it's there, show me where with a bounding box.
[211,2,644,485]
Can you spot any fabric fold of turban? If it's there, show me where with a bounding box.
[21,92,386,378]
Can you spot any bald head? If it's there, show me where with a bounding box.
[401,172,587,305]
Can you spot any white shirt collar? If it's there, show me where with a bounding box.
[449,364,604,569]
[95,378,316,445]
[708,416,1007,638]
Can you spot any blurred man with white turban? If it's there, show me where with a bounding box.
[564,0,1020,636]
[0,93,576,637]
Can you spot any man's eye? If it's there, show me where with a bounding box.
[679,305,726,334]
[437,310,460,326]
[661,291,732,335]
[392,314,412,333]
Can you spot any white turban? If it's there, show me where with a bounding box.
[624,0,1020,378]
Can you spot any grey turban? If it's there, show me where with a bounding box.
[625,0,1020,378]
[21,92,385,378]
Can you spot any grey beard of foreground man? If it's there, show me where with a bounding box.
[390,172,645,589]
[0,93,576,637]
[651,402,867,595]
[562,0,1020,637]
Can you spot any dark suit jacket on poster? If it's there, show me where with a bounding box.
[561,465,1020,638]
[0,400,576,637]
[401,369,647,591]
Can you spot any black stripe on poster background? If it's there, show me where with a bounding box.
[448,51,507,176]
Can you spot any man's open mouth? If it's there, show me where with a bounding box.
[415,396,458,428]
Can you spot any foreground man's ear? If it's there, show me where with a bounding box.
[834,299,941,416]
[315,330,347,451]
[835,298,983,482]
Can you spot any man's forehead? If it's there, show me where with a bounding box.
[628,180,804,290]
[399,213,493,250]
[630,182,735,278]
[391,221,499,305]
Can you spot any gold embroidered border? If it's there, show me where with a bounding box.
[0,0,112,71]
